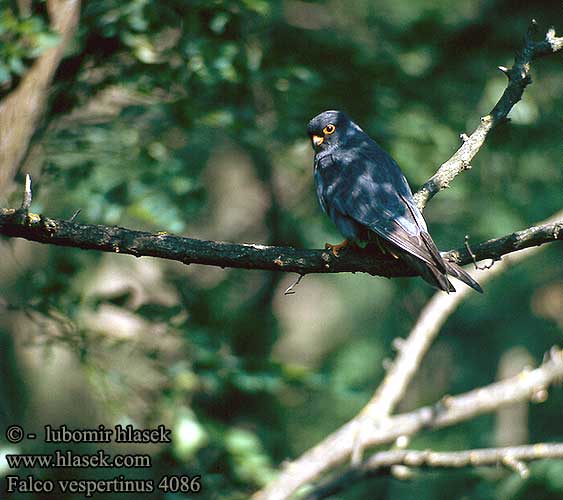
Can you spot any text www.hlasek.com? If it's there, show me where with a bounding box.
[6,449,151,469]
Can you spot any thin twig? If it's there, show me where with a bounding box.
[69,209,81,222]
[464,235,495,270]
[20,173,32,211]
[284,274,305,295]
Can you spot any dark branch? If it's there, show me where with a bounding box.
[444,220,563,264]
[0,208,560,277]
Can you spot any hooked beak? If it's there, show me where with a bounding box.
[312,134,324,147]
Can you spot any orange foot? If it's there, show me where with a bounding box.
[325,239,349,257]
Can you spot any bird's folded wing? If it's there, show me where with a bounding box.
[322,151,442,268]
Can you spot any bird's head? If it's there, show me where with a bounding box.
[307,110,358,152]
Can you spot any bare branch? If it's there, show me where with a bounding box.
[462,235,495,270]
[252,347,563,500]
[1,205,560,277]
[413,22,563,209]
[310,443,563,499]
[350,273,478,464]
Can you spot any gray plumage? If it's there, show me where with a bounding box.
[308,110,482,293]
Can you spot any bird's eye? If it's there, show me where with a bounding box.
[323,124,336,135]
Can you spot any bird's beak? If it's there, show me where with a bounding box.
[312,135,324,147]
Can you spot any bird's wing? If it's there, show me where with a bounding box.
[314,164,329,215]
[318,147,442,268]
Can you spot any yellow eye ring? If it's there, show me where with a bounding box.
[323,124,336,135]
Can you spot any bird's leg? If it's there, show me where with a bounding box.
[374,237,400,259]
[374,238,387,255]
[325,239,349,257]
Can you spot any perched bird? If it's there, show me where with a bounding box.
[308,110,482,293]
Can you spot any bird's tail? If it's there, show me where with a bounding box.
[443,260,483,293]
[418,232,482,293]
[400,252,483,293]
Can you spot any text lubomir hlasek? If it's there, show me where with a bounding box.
[43,424,171,443]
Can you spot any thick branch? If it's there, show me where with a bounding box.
[252,347,563,500]
[0,208,560,276]
[1,27,560,278]
[413,22,563,209]
[311,443,563,499]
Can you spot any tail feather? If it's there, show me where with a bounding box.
[415,233,483,293]
[426,263,456,292]
[420,232,447,274]
[375,232,483,293]
[400,252,456,292]
[399,250,482,293]
[444,260,483,293]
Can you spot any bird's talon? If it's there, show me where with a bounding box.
[324,239,349,257]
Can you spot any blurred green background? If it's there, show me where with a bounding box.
[0,0,562,498]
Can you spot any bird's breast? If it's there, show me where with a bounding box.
[314,153,335,173]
